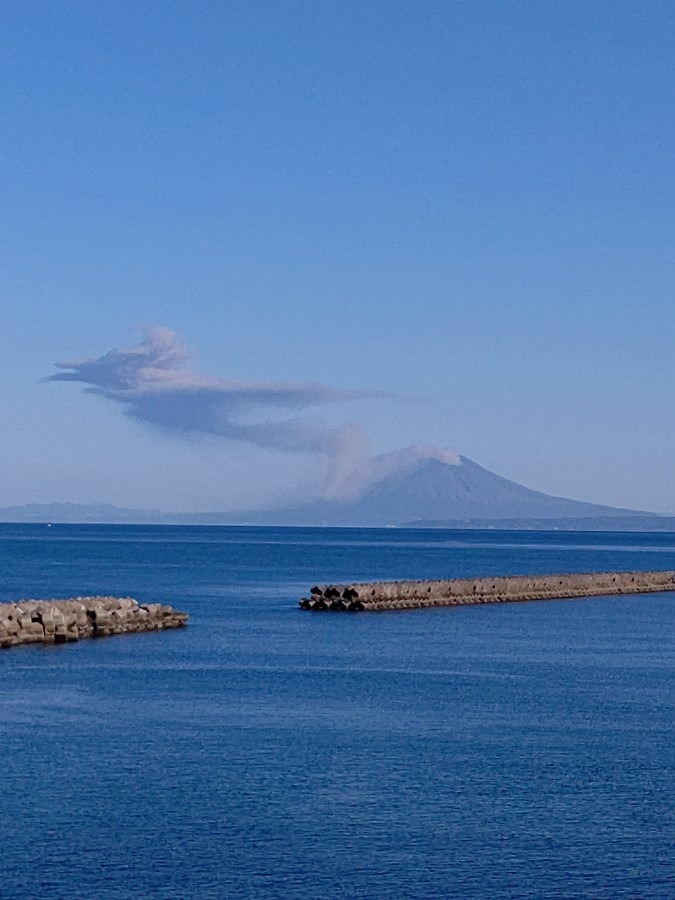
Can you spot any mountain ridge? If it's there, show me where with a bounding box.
[1,452,670,528]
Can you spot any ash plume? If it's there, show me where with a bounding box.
[47,327,387,491]
[330,442,461,499]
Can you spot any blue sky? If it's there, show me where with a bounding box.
[2,1,675,512]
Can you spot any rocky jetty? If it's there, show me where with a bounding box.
[299,570,675,612]
[0,596,188,648]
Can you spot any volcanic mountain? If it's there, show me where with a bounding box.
[240,451,656,527]
[1,449,666,528]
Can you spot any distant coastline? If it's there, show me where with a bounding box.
[2,502,675,532]
[403,515,675,532]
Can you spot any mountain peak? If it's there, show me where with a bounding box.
[242,451,654,526]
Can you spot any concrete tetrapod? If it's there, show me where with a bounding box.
[299,570,675,612]
[0,596,188,648]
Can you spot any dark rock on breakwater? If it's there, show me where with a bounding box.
[299,571,675,612]
[0,596,188,648]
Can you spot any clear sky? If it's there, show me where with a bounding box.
[2,1,675,513]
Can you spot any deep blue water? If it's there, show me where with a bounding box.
[1,524,674,899]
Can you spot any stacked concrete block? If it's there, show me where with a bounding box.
[0,596,188,648]
[299,570,675,612]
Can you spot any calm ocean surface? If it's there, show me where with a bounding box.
[0,524,673,899]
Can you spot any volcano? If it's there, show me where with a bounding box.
[242,452,656,527]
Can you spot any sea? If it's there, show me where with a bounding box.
[0,524,673,899]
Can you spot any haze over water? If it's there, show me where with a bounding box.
[1,524,673,898]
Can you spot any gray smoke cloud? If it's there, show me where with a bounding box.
[47,327,388,493]
[332,443,461,499]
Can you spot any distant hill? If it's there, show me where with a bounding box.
[405,515,675,532]
[1,452,671,529]
[0,502,172,524]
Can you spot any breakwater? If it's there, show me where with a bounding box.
[299,570,675,612]
[0,596,188,648]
